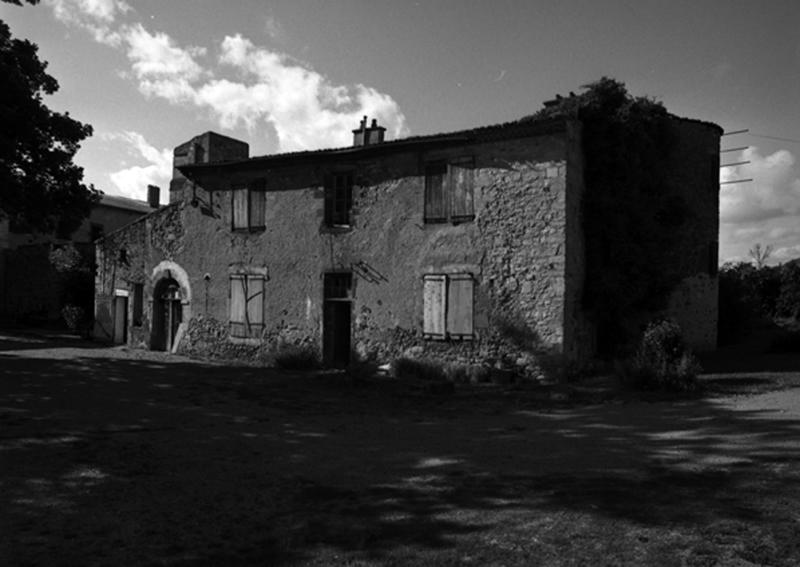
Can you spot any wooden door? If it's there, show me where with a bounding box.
[323,272,352,368]
[113,296,128,344]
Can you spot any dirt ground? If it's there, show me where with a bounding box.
[2,330,800,566]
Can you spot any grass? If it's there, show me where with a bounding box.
[4,332,800,566]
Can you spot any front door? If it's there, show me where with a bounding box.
[323,272,352,367]
[152,278,181,351]
[113,296,128,344]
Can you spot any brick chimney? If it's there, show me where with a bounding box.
[352,116,386,147]
[147,185,160,208]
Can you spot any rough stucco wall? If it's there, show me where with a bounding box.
[97,128,576,378]
[94,205,183,346]
[661,119,721,351]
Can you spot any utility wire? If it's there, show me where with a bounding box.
[751,133,800,145]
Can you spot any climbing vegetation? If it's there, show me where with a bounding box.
[529,77,690,353]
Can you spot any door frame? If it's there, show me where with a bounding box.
[322,272,353,368]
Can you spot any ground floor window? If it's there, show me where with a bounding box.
[229,274,264,338]
[423,273,474,340]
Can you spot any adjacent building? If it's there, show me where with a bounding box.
[1,193,157,324]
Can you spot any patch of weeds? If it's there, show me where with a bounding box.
[273,344,320,370]
[393,357,448,382]
[394,357,491,386]
[616,319,702,393]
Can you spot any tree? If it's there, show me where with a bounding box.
[749,243,773,269]
[0,6,100,236]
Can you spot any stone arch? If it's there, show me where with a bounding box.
[150,260,192,351]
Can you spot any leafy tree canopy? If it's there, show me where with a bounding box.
[1,8,100,236]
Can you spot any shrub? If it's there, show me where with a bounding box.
[273,344,319,370]
[617,319,702,392]
[393,357,447,382]
[61,304,89,335]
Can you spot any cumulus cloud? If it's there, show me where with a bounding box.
[106,131,171,202]
[47,3,408,152]
[198,34,407,150]
[47,0,130,46]
[720,147,800,224]
[124,23,207,101]
[718,146,800,264]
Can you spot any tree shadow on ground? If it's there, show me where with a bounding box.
[3,339,800,565]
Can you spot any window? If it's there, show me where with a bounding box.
[132,283,144,327]
[423,273,474,339]
[229,274,264,338]
[324,172,353,227]
[424,158,475,223]
[232,182,266,231]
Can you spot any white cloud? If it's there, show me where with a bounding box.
[719,146,800,264]
[106,131,171,202]
[195,34,408,151]
[47,3,408,153]
[720,147,800,224]
[123,23,206,101]
[48,0,130,46]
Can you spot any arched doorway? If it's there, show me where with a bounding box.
[152,277,182,351]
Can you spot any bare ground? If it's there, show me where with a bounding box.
[2,330,800,566]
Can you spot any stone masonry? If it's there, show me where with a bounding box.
[94,112,721,377]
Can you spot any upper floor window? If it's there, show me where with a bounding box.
[324,172,353,227]
[232,182,266,231]
[424,157,475,223]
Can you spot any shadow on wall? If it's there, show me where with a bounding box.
[493,312,566,380]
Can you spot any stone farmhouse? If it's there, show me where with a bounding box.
[94,107,721,376]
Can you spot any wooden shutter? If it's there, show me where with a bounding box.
[450,158,474,221]
[423,275,446,338]
[246,275,264,334]
[230,275,246,336]
[447,274,474,338]
[232,188,248,229]
[424,162,447,222]
[249,183,266,229]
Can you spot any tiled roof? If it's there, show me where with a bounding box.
[178,118,570,173]
[98,194,154,213]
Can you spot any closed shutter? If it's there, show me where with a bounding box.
[232,188,248,229]
[450,157,474,221]
[230,275,246,336]
[249,184,266,229]
[246,275,264,334]
[423,275,446,338]
[447,274,474,338]
[424,162,447,222]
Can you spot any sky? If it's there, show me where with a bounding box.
[2,0,799,265]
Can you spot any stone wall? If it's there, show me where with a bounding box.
[661,119,721,350]
[96,123,582,379]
